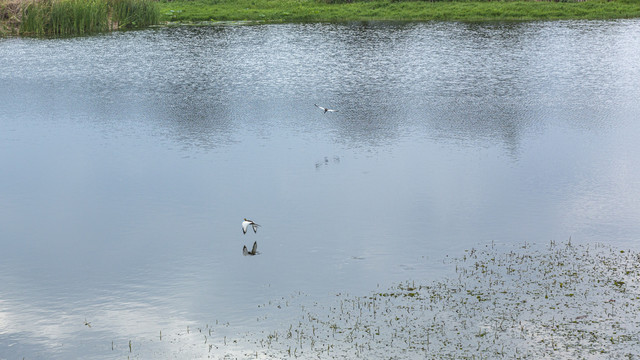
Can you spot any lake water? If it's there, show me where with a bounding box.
[1,20,640,358]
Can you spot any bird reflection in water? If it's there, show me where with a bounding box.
[243,241,259,256]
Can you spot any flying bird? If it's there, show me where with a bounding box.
[243,241,258,256]
[242,218,260,234]
[314,104,338,114]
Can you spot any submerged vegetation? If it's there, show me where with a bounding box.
[0,0,159,35]
[2,0,640,35]
[237,240,640,358]
[111,240,640,358]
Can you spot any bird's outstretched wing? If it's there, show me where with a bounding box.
[243,219,258,234]
[315,104,337,113]
[251,241,258,254]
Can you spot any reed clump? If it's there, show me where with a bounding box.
[23,0,110,35]
[110,0,159,29]
[1,0,159,35]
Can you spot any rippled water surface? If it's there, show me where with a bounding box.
[1,20,640,358]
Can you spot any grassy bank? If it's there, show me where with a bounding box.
[1,0,159,35]
[158,0,640,23]
[2,0,639,35]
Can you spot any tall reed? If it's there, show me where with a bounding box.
[17,0,158,35]
[51,0,109,35]
[110,0,159,28]
[20,0,51,35]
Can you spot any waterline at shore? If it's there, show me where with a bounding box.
[3,0,640,36]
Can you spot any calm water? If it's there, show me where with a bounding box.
[1,20,640,358]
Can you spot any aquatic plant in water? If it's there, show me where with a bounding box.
[236,240,640,358]
[108,240,640,358]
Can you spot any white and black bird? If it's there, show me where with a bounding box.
[314,104,338,114]
[242,218,260,234]
[243,241,258,256]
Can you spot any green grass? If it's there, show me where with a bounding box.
[158,0,640,23]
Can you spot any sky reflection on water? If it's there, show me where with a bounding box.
[1,20,640,358]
